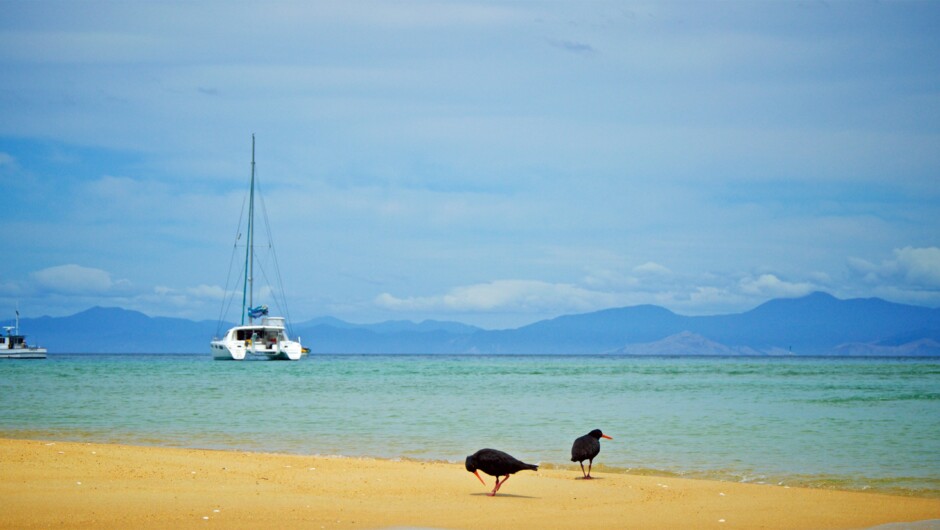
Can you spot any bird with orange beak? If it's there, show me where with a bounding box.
[571,429,613,479]
[465,448,538,496]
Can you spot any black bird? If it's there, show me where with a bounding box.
[465,448,539,496]
[570,429,613,479]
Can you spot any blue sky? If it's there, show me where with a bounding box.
[1,1,938,328]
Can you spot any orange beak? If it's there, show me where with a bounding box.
[472,470,486,485]
[602,434,613,440]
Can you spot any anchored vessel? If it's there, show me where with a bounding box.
[210,135,306,361]
[1,311,47,359]
[211,315,303,361]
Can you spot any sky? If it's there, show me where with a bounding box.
[1,0,939,329]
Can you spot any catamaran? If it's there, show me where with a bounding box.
[210,135,307,361]
[1,310,47,359]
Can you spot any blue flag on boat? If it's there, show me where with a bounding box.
[247,305,269,319]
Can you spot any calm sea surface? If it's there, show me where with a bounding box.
[2,354,938,496]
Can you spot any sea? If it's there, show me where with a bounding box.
[2,353,938,497]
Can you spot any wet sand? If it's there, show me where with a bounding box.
[2,438,937,529]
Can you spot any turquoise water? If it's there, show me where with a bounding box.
[2,354,938,497]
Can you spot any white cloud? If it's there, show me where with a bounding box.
[376,279,615,314]
[152,284,229,302]
[365,247,940,326]
[185,284,228,300]
[848,246,940,289]
[633,261,672,276]
[371,268,829,324]
[30,264,131,295]
[893,246,940,288]
[738,273,816,298]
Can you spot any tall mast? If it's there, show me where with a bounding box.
[241,134,256,325]
[249,134,256,322]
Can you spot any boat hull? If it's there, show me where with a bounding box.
[0,348,47,360]
[210,341,247,360]
[210,341,303,361]
[211,320,305,361]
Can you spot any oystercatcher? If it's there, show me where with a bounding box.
[570,429,612,479]
[465,448,538,496]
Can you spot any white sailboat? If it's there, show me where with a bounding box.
[210,135,307,361]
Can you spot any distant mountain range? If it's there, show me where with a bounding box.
[5,292,939,355]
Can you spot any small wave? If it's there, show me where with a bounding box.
[526,460,940,498]
[802,392,940,404]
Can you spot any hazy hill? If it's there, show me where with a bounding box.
[454,292,940,355]
[5,292,939,355]
[610,331,763,356]
[4,306,220,354]
[694,292,940,352]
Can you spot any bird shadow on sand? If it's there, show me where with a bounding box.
[470,493,538,499]
[574,476,607,481]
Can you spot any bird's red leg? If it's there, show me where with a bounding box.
[586,459,593,479]
[488,476,500,496]
[579,462,587,478]
[495,474,510,493]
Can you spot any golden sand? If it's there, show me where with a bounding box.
[1,438,937,529]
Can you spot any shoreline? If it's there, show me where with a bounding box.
[3,438,938,529]
[5,428,938,499]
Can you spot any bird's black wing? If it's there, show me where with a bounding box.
[475,448,512,470]
[571,435,600,462]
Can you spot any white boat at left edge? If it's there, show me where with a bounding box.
[1,309,47,359]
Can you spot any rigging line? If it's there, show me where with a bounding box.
[270,241,294,336]
[254,171,296,336]
[218,268,243,336]
[256,179,294,335]
[250,225,288,322]
[215,190,251,337]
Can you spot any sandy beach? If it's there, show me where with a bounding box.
[1,438,937,529]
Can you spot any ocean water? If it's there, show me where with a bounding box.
[1,354,938,497]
